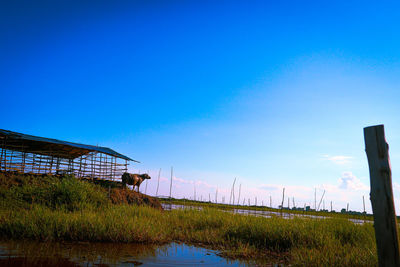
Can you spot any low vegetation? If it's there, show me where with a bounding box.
[0,173,378,266]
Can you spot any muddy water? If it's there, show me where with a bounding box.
[0,241,252,266]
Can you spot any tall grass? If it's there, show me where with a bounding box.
[0,205,378,266]
[0,174,108,210]
[0,173,378,266]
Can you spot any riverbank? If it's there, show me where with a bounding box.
[0,173,377,266]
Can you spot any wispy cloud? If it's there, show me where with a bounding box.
[322,154,353,165]
[173,176,193,184]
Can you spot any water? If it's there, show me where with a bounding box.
[0,241,253,266]
[162,203,371,224]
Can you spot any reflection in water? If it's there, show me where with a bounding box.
[0,241,251,266]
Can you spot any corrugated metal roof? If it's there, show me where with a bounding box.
[0,129,138,162]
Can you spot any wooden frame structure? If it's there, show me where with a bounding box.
[0,129,138,180]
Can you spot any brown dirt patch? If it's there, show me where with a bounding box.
[109,188,163,210]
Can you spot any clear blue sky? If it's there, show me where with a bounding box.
[2,0,400,212]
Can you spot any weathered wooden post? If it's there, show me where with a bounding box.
[364,124,400,267]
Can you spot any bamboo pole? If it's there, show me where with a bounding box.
[237,183,241,205]
[314,188,317,210]
[156,168,161,197]
[169,166,173,199]
[317,190,326,211]
[229,177,236,205]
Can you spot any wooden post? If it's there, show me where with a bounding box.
[364,124,400,267]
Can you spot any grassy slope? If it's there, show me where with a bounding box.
[0,173,378,266]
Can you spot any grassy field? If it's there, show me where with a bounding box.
[0,173,378,266]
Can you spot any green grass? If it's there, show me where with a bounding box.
[0,173,378,266]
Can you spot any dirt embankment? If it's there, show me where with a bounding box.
[109,188,163,210]
[81,176,163,210]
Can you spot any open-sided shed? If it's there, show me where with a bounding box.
[0,129,138,180]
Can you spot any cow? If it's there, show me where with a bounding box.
[121,172,151,193]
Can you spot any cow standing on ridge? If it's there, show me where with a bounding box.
[121,173,151,193]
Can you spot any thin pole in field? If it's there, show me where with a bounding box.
[314,188,317,210]
[363,195,366,222]
[145,170,149,195]
[209,193,211,203]
[330,201,333,212]
[255,197,257,206]
[347,203,349,212]
[156,168,161,197]
[363,195,366,213]
[215,188,218,203]
[237,183,241,205]
[317,190,326,211]
[293,197,295,208]
[194,184,196,200]
[270,195,272,208]
[281,188,285,210]
[262,200,264,207]
[287,197,290,209]
[230,177,236,205]
[169,166,173,199]
[243,198,245,205]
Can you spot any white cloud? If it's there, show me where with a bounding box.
[322,154,353,165]
[338,172,368,191]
